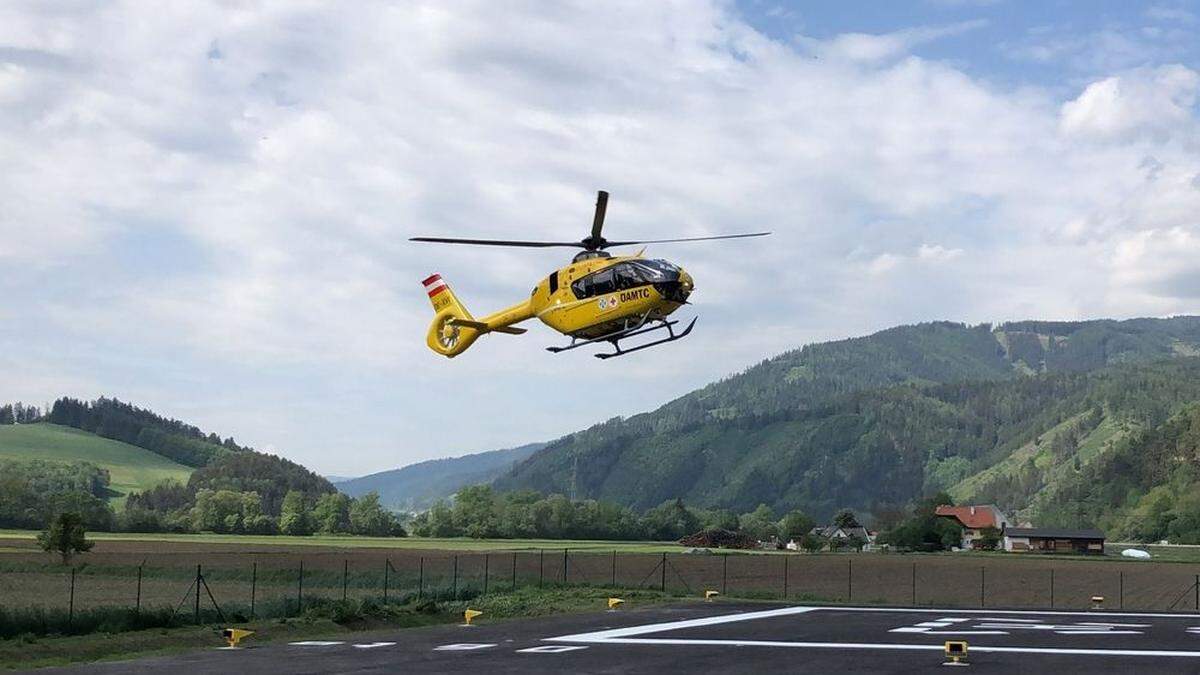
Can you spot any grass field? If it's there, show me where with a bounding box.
[0,424,193,506]
[0,530,681,553]
[0,587,676,670]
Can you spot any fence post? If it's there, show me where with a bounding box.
[847,559,852,602]
[194,564,201,624]
[980,566,985,607]
[1119,570,1124,610]
[539,549,544,587]
[251,562,257,619]
[1050,568,1054,608]
[563,549,569,584]
[383,559,389,604]
[1195,574,1198,610]
[136,564,143,616]
[68,567,76,628]
[343,559,349,602]
[483,554,489,595]
[783,556,789,598]
[911,562,916,606]
[511,553,517,591]
[612,550,617,587]
[418,557,424,600]
[453,555,459,599]
[722,554,728,595]
[660,552,667,592]
[297,560,304,613]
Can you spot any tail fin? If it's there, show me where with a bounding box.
[422,274,482,358]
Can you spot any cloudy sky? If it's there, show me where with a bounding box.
[3,1,1200,476]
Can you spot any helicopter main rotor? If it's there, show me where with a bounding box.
[410,190,770,252]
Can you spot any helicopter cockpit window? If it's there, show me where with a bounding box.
[629,259,678,281]
[590,269,616,295]
[613,264,642,290]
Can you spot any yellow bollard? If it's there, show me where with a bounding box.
[944,640,968,666]
[705,590,720,602]
[607,598,624,610]
[221,628,255,648]
[463,609,483,626]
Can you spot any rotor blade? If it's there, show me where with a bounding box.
[602,232,772,247]
[590,190,609,243]
[409,237,583,248]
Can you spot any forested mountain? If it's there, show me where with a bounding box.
[49,397,244,467]
[495,317,1200,526]
[337,442,545,511]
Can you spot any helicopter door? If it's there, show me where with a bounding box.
[590,269,615,294]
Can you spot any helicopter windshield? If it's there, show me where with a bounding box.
[572,261,680,299]
[629,259,679,281]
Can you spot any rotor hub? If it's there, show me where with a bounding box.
[572,249,612,263]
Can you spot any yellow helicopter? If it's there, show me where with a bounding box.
[412,191,769,359]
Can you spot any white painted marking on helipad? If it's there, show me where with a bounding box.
[289,641,344,646]
[354,642,396,649]
[890,627,1007,635]
[434,643,497,651]
[517,645,589,653]
[546,606,1200,659]
[553,637,1200,658]
[549,605,818,641]
[1051,631,1143,635]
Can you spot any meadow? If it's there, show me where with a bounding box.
[0,424,193,506]
[3,532,1200,627]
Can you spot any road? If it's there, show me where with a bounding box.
[34,603,1200,673]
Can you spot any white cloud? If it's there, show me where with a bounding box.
[807,20,987,63]
[1,2,1199,473]
[1060,65,1199,140]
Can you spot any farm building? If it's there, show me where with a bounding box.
[934,504,1010,550]
[1003,527,1105,554]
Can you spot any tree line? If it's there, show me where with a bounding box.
[409,485,823,543]
[0,403,44,424]
[48,397,243,467]
[0,456,402,537]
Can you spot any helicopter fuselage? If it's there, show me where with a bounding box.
[473,253,694,340]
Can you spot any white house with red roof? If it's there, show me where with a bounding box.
[935,504,1010,550]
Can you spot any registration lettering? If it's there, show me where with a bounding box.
[620,288,651,303]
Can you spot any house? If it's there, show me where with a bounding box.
[1003,527,1105,554]
[934,504,1010,550]
[798,525,876,550]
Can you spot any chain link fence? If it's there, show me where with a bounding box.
[3,549,1199,637]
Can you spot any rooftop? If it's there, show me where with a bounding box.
[934,504,1002,529]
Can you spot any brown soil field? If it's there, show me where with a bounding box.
[3,538,1199,614]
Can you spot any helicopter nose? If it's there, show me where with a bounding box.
[678,269,694,293]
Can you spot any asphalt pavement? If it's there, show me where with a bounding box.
[31,603,1200,674]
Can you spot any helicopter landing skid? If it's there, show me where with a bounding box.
[546,316,697,359]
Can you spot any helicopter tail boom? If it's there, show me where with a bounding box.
[422,274,532,358]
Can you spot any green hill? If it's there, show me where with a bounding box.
[0,423,193,506]
[336,442,546,511]
[495,317,1200,526]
